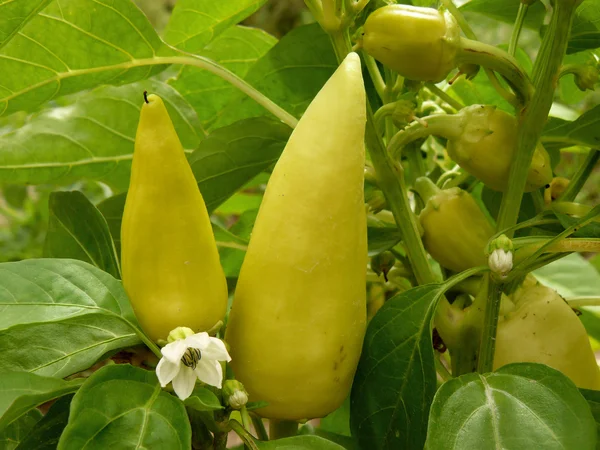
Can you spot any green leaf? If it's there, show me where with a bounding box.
[189,116,289,212]
[0,79,200,190]
[0,409,42,450]
[169,25,277,131]
[350,284,443,450]
[580,388,600,450]
[459,0,546,29]
[542,105,600,151]
[183,386,223,412]
[257,435,346,449]
[0,0,52,49]
[58,364,191,450]
[320,396,351,437]
[15,394,73,450]
[163,0,268,52]
[534,253,600,298]
[425,363,597,450]
[212,23,337,129]
[367,226,402,256]
[0,259,142,378]
[43,191,120,279]
[0,372,82,433]
[0,0,172,117]
[568,0,600,54]
[218,209,258,278]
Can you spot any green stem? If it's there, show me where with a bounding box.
[269,420,298,440]
[230,420,260,450]
[512,203,600,275]
[435,353,452,382]
[477,276,502,373]
[363,52,386,100]
[559,150,600,202]
[240,406,252,434]
[567,297,600,308]
[135,328,162,359]
[373,102,397,132]
[514,237,600,266]
[251,415,269,441]
[508,3,529,56]
[425,82,465,111]
[440,0,477,40]
[456,38,533,104]
[496,1,579,233]
[530,190,545,214]
[388,114,465,159]
[492,215,559,241]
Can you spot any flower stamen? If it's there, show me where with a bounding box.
[181,347,202,370]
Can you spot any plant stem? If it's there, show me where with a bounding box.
[456,38,533,104]
[374,102,397,132]
[476,276,501,373]
[567,297,600,308]
[230,420,260,450]
[425,82,465,110]
[363,52,386,100]
[240,406,252,434]
[251,415,269,441]
[269,420,298,439]
[559,150,600,202]
[508,3,529,56]
[496,1,579,233]
[135,329,162,359]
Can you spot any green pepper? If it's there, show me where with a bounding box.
[361,4,460,82]
[415,177,494,273]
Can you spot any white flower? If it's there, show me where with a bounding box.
[488,248,513,278]
[156,329,231,400]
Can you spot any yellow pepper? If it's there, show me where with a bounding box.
[494,278,600,390]
[225,52,368,420]
[121,93,227,342]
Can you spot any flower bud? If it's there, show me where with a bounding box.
[223,380,249,410]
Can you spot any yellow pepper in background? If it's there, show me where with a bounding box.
[121,93,227,342]
[225,52,368,420]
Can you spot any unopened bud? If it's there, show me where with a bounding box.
[223,380,248,410]
[487,235,514,279]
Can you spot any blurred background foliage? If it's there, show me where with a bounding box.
[0,0,599,263]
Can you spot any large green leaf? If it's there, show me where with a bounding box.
[257,435,346,449]
[568,0,600,54]
[15,394,73,450]
[350,284,443,450]
[0,372,82,433]
[0,0,173,117]
[459,0,546,29]
[43,191,120,279]
[163,0,268,52]
[0,259,142,378]
[542,104,600,151]
[580,388,600,450]
[58,365,190,450]
[534,253,600,298]
[0,79,200,189]
[212,23,337,129]
[0,0,52,49]
[169,25,277,130]
[0,409,42,450]
[426,363,597,450]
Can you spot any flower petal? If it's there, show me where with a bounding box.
[161,339,188,363]
[184,332,211,351]
[195,359,223,389]
[156,357,181,387]
[172,366,197,400]
[202,337,232,362]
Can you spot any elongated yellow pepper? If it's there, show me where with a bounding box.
[121,93,227,342]
[225,53,368,420]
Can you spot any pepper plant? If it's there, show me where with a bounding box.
[1,0,600,449]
